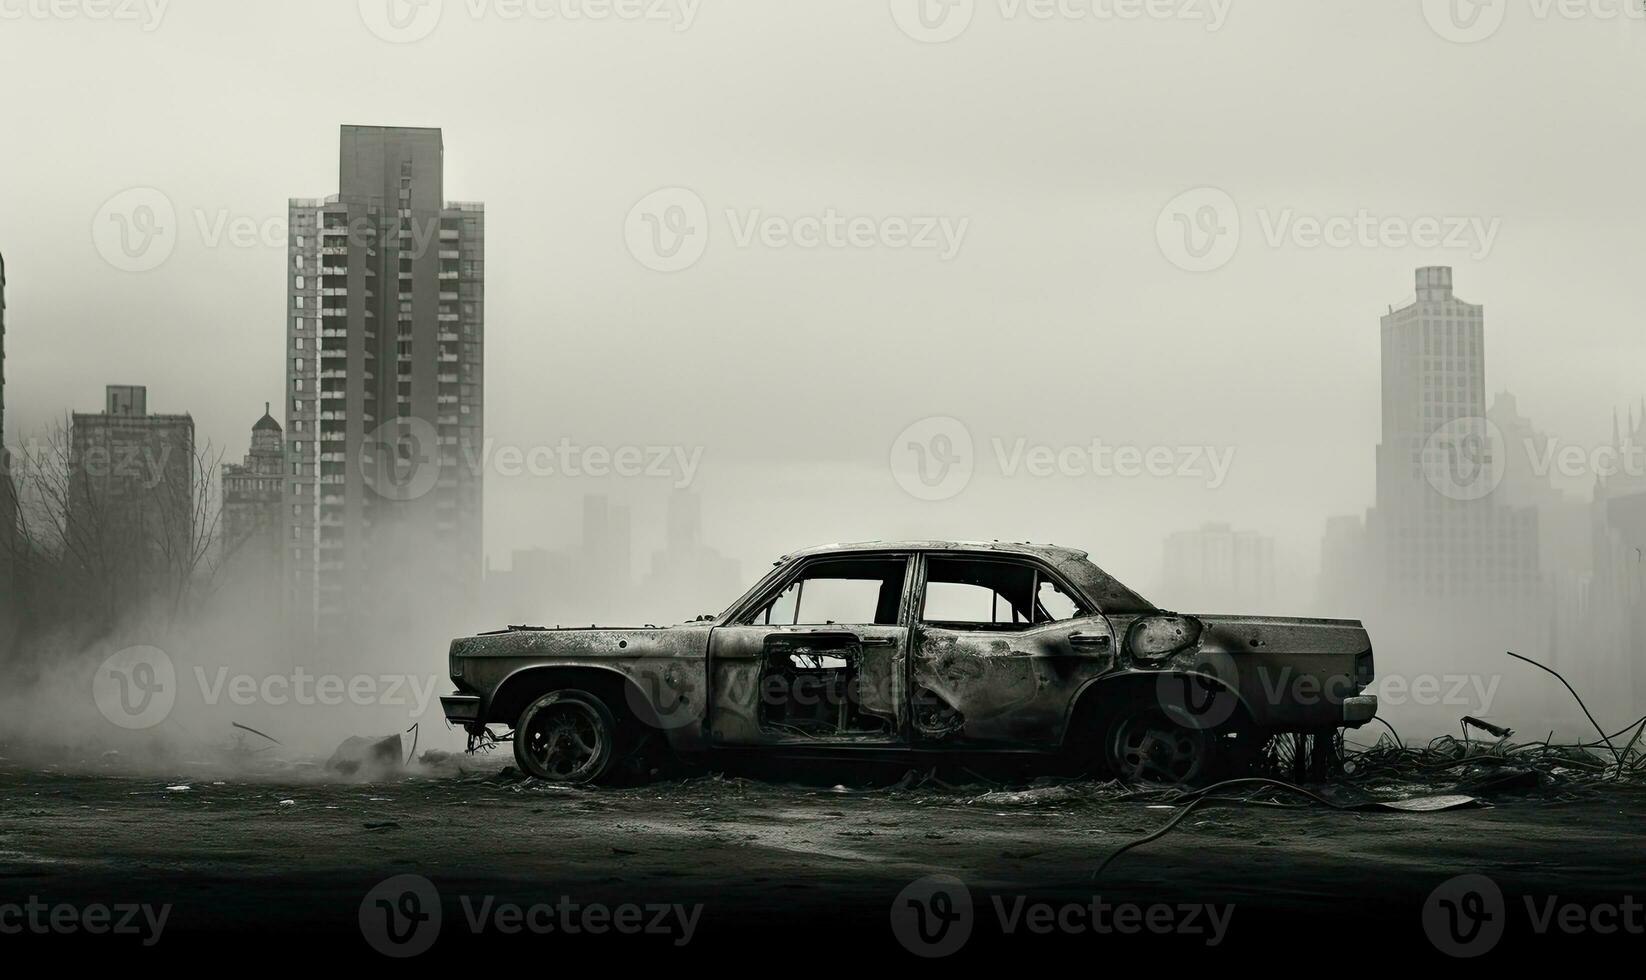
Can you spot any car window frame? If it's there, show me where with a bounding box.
[731,553,917,628]
[914,552,1095,630]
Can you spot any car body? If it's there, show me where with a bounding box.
[442,541,1377,784]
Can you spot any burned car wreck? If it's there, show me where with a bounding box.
[442,542,1377,785]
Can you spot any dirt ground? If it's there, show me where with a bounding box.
[2,749,1643,964]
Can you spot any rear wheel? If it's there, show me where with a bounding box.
[1108,706,1216,786]
[513,690,619,784]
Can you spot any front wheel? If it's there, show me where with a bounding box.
[513,690,620,784]
[1107,706,1217,786]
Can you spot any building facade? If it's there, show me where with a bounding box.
[221,405,285,600]
[1359,268,1546,724]
[68,386,196,612]
[285,126,484,641]
[1366,267,1541,609]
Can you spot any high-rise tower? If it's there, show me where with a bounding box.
[285,126,484,641]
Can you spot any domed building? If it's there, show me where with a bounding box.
[221,404,285,596]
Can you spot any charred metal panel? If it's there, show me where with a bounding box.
[706,625,907,747]
[455,624,713,753]
[1158,615,1373,731]
[911,616,1119,747]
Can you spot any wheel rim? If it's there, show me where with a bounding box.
[522,700,606,781]
[1114,712,1208,784]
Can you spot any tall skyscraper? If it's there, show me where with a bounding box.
[1367,267,1540,607]
[285,126,485,642]
[1362,268,1545,724]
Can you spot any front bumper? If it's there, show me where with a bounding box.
[1342,695,1378,728]
[441,694,482,726]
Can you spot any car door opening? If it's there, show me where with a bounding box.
[758,633,896,738]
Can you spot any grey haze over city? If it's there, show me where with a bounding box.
[2,1,1645,747]
[6,2,1646,963]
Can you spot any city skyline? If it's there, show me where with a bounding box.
[4,5,1645,599]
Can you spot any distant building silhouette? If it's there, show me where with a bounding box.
[581,495,633,623]
[0,251,14,654]
[1162,522,1275,612]
[68,386,195,605]
[485,547,578,626]
[1589,404,1646,714]
[644,491,743,622]
[1318,514,1367,617]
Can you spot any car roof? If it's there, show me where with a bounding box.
[782,540,1089,563]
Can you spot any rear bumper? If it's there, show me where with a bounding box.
[440,694,482,726]
[1342,695,1378,728]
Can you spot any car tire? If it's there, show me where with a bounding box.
[1106,704,1219,787]
[513,690,621,785]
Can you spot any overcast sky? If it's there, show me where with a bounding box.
[2,0,1642,604]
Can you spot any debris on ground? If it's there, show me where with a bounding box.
[326,734,405,779]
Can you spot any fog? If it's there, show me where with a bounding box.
[2,1,1644,763]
